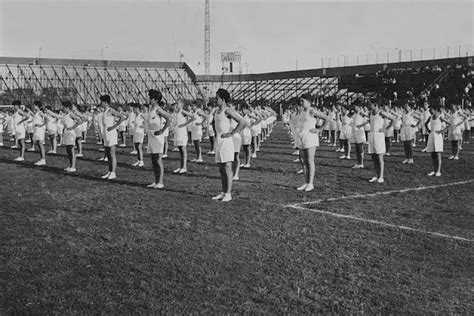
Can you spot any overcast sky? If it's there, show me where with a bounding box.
[0,0,472,74]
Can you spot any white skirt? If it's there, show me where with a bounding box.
[215,134,234,163]
[368,132,386,154]
[233,133,242,152]
[63,130,76,146]
[298,130,319,149]
[133,131,144,144]
[147,133,164,154]
[103,129,118,147]
[33,127,45,141]
[400,126,415,141]
[426,132,443,152]
[350,128,366,144]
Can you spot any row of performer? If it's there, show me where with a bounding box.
[284,94,473,191]
[0,89,276,202]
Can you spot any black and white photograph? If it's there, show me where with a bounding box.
[0,0,473,313]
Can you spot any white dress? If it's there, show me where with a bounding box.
[32,112,46,142]
[231,119,242,152]
[147,109,165,154]
[102,108,118,147]
[214,108,235,163]
[368,112,386,154]
[339,115,352,140]
[173,111,188,147]
[190,113,203,141]
[400,112,416,141]
[426,116,443,152]
[63,114,76,146]
[240,115,252,145]
[133,113,145,144]
[296,110,319,149]
[13,112,26,139]
[350,113,366,144]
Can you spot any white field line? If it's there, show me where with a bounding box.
[286,204,474,243]
[294,179,474,206]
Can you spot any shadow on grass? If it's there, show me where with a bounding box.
[0,157,210,198]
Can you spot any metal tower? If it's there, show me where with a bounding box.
[204,0,210,78]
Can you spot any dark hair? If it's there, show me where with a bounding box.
[300,93,312,102]
[100,95,111,104]
[62,100,73,109]
[33,100,42,107]
[148,89,163,101]
[216,88,230,103]
[12,100,21,106]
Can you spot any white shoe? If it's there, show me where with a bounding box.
[407,159,414,164]
[137,161,144,167]
[98,157,105,161]
[179,169,187,174]
[421,148,427,153]
[339,155,347,159]
[207,151,215,155]
[196,159,203,163]
[335,148,341,152]
[340,149,345,153]
[147,182,157,188]
[34,159,46,166]
[119,144,126,147]
[27,148,35,152]
[304,184,314,191]
[212,193,225,200]
[190,159,197,162]
[221,193,232,202]
[244,164,251,168]
[154,183,164,189]
[358,165,364,169]
[132,161,140,166]
[14,157,24,161]
[64,167,71,171]
[67,168,76,173]
[104,157,108,162]
[251,153,257,158]
[296,184,307,191]
[10,145,18,149]
[173,168,181,173]
[292,150,299,155]
[345,156,351,160]
[98,148,105,152]
[296,169,304,174]
[435,172,441,177]
[453,156,459,160]
[162,154,168,158]
[448,155,454,160]
[401,159,408,164]
[172,148,179,152]
[101,172,111,179]
[96,141,102,145]
[232,176,239,180]
[427,171,435,176]
[369,177,378,183]
[377,178,385,184]
[240,164,246,167]
[130,150,137,155]
[81,140,86,143]
[107,172,117,180]
[385,153,391,156]
[293,158,300,162]
[76,153,83,158]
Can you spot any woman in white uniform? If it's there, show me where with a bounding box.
[190,103,206,163]
[349,102,367,169]
[12,101,30,161]
[61,101,83,172]
[339,107,352,160]
[146,90,171,189]
[295,94,327,192]
[100,95,127,180]
[212,89,248,202]
[361,101,393,183]
[172,100,193,174]
[31,101,47,166]
[45,106,58,154]
[447,104,465,160]
[130,103,145,167]
[398,103,421,164]
[425,104,450,177]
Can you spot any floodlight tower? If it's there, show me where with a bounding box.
[204,0,210,78]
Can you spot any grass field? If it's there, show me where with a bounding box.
[1,122,473,314]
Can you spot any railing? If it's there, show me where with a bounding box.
[320,44,473,68]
